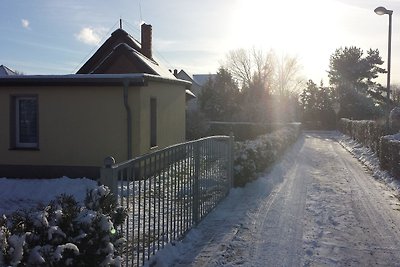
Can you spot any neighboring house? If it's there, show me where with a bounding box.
[174,70,215,111]
[0,24,191,179]
[0,65,17,76]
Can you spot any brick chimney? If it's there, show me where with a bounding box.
[141,23,152,59]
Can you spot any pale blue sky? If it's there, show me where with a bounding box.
[1,0,400,84]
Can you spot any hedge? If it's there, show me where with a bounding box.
[233,123,302,187]
[380,134,400,179]
[338,118,387,154]
[338,118,400,180]
[207,121,296,141]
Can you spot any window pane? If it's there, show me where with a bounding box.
[150,98,157,147]
[18,98,38,144]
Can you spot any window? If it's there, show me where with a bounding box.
[150,98,157,147]
[11,96,38,149]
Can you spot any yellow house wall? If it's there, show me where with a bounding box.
[138,81,186,154]
[0,85,132,167]
[0,80,186,169]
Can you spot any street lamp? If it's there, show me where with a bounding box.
[374,6,393,127]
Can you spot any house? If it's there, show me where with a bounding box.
[0,24,191,179]
[0,65,17,76]
[174,69,215,111]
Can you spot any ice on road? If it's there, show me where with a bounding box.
[151,132,400,266]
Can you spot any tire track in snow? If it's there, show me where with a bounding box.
[302,133,400,266]
[332,142,400,264]
[165,132,400,266]
[250,140,310,266]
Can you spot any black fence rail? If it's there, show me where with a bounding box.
[100,136,234,266]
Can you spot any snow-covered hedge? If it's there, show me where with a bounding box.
[339,118,400,180]
[234,123,302,187]
[0,185,127,266]
[208,122,292,141]
[380,134,400,179]
[338,118,386,153]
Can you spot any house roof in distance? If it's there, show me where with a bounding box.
[0,65,17,76]
[193,74,216,86]
[175,69,200,86]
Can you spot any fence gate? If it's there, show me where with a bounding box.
[100,135,234,266]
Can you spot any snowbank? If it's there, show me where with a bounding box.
[0,177,98,215]
[337,134,400,195]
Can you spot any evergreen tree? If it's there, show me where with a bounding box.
[199,67,240,121]
[328,46,386,119]
[300,80,336,128]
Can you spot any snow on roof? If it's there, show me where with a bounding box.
[0,73,191,88]
[127,45,176,79]
[0,65,17,76]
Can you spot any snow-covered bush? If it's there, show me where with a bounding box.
[339,118,400,180]
[0,185,127,267]
[389,107,400,132]
[380,134,400,179]
[208,122,288,141]
[234,123,301,187]
[338,118,386,153]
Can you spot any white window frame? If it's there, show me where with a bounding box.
[15,96,38,148]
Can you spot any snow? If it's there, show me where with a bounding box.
[2,132,400,266]
[47,226,66,240]
[8,234,26,265]
[28,246,45,265]
[53,243,79,262]
[337,133,400,195]
[146,131,400,266]
[0,177,97,215]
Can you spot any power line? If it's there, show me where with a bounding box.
[72,21,119,73]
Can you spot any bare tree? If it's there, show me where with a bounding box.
[225,48,253,88]
[275,54,304,96]
[225,48,275,93]
[224,48,303,96]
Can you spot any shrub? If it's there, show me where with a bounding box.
[338,118,387,153]
[0,185,127,267]
[207,121,299,141]
[339,118,400,180]
[186,110,209,141]
[233,123,301,187]
[380,134,400,179]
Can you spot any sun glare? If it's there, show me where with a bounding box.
[229,0,344,81]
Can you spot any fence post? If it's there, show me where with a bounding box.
[229,133,235,190]
[100,156,118,200]
[193,141,200,225]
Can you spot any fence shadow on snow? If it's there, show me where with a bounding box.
[100,136,234,266]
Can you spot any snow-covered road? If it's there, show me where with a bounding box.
[150,132,400,266]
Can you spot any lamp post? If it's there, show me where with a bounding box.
[374,6,393,128]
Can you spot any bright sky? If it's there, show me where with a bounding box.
[1,0,400,84]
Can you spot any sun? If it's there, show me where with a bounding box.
[227,0,345,81]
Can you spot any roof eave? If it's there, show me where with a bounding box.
[0,73,192,88]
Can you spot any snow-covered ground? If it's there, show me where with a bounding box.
[0,177,97,215]
[146,131,400,266]
[2,131,400,267]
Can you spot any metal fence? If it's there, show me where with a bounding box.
[100,135,234,266]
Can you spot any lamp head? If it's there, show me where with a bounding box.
[375,6,393,15]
